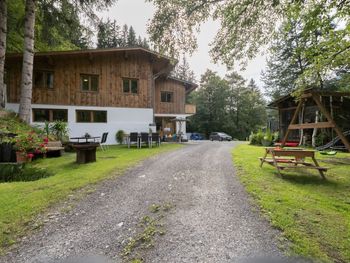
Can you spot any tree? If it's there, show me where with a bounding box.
[261,19,309,100]
[18,0,36,123]
[97,19,120,48]
[121,24,128,47]
[148,0,350,91]
[0,0,7,108]
[127,26,137,46]
[16,0,118,122]
[189,70,229,137]
[171,56,196,82]
[147,0,282,66]
[188,70,266,139]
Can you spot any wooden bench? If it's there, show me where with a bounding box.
[45,141,65,157]
[260,147,328,179]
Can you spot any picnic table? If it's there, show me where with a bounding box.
[259,147,328,179]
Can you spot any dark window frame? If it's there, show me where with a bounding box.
[32,108,68,122]
[122,78,139,94]
[76,110,107,123]
[33,70,54,89]
[161,91,174,103]
[80,74,99,92]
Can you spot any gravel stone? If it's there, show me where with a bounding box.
[1,141,284,263]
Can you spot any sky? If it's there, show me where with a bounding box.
[99,0,267,89]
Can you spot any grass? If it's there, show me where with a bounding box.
[0,144,182,254]
[232,144,350,263]
[122,203,172,262]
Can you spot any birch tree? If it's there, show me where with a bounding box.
[18,0,36,123]
[0,0,7,108]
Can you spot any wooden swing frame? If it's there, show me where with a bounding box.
[282,91,350,152]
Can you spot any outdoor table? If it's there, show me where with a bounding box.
[259,147,328,179]
[70,136,100,143]
[71,143,99,164]
[70,136,101,164]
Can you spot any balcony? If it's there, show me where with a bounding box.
[185,104,196,114]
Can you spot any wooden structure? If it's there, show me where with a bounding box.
[260,147,327,178]
[268,89,350,152]
[72,143,99,164]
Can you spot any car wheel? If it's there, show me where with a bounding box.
[210,138,213,141]
[220,138,223,141]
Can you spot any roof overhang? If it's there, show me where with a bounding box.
[6,47,174,74]
[167,76,198,94]
[268,88,350,108]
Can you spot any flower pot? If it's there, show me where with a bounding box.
[16,152,29,163]
[261,139,272,147]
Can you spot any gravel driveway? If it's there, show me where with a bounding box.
[2,141,283,263]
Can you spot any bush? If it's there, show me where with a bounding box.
[250,129,277,146]
[0,163,53,182]
[116,130,125,144]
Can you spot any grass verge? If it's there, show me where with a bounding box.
[232,144,350,263]
[0,144,182,253]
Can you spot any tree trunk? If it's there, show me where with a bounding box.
[312,111,319,147]
[0,0,7,109]
[19,0,36,123]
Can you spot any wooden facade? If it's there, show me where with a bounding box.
[5,48,196,115]
[155,78,186,114]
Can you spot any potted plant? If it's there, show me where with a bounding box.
[50,120,69,142]
[14,132,47,163]
[115,130,125,145]
[261,130,273,146]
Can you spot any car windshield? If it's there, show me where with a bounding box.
[218,133,228,136]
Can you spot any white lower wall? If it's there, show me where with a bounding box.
[6,103,154,145]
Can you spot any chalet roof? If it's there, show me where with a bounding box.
[6,46,173,60]
[6,47,175,76]
[268,88,350,108]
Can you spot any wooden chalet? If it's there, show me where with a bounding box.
[4,47,197,144]
[268,89,350,152]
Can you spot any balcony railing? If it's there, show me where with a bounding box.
[185,104,196,114]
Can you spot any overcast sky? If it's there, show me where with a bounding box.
[99,0,267,89]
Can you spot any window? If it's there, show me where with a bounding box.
[32,109,68,122]
[81,74,99,92]
[161,91,173,103]
[76,110,107,123]
[34,71,54,89]
[122,78,138,94]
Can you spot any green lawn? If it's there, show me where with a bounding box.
[232,144,350,262]
[0,144,182,253]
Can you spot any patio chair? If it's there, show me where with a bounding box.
[139,132,150,148]
[128,132,139,148]
[151,133,161,147]
[99,132,108,151]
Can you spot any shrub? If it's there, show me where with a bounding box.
[116,130,125,144]
[250,129,278,146]
[50,121,69,142]
[0,163,53,182]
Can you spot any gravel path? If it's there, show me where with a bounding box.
[2,141,283,263]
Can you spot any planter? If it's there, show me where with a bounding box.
[261,139,272,147]
[0,142,16,162]
[16,152,32,163]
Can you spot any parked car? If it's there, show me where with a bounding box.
[190,133,205,140]
[209,132,232,141]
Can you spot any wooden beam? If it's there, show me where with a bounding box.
[312,94,350,152]
[282,98,304,146]
[288,122,335,130]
